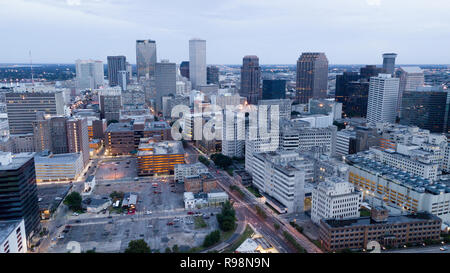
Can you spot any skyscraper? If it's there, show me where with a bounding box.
[75,59,104,89]
[366,74,400,123]
[400,87,450,133]
[0,152,40,238]
[396,66,425,115]
[189,39,206,89]
[107,56,127,87]
[6,92,64,135]
[136,39,157,81]
[99,88,122,123]
[66,118,90,166]
[382,53,397,75]
[180,61,190,79]
[155,60,177,112]
[295,52,329,104]
[261,79,286,100]
[240,55,261,105]
[207,65,219,85]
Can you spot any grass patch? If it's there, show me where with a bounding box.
[226,167,234,176]
[224,225,254,253]
[289,221,304,233]
[246,186,262,198]
[283,231,306,253]
[194,216,208,229]
[229,185,244,198]
[359,208,371,217]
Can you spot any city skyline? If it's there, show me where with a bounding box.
[1,0,449,64]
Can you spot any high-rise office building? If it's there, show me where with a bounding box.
[0,152,39,238]
[207,65,219,85]
[107,56,127,87]
[136,39,157,81]
[240,55,261,105]
[296,53,329,104]
[155,60,176,112]
[6,92,64,135]
[66,118,90,166]
[360,65,384,79]
[262,79,286,100]
[396,66,425,115]
[180,61,190,79]
[400,87,450,133]
[75,59,104,90]
[335,72,368,118]
[366,74,400,123]
[382,53,397,75]
[189,39,206,89]
[99,88,122,123]
[118,70,127,91]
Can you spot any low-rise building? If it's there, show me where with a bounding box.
[34,152,84,183]
[174,162,209,182]
[235,234,278,253]
[311,177,362,224]
[184,173,218,193]
[319,207,442,252]
[137,139,185,176]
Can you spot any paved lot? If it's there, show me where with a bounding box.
[47,172,222,253]
[95,157,137,181]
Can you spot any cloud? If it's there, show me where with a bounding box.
[66,0,81,6]
[366,0,381,6]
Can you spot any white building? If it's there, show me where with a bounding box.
[252,150,306,213]
[222,106,246,158]
[34,153,84,183]
[311,177,362,224]
[189,39,207,89]
[367,74,400,123]
[279,119,336,156]
[345,154,450,224]
[75,59,104,90]
[335,129,356,157]
[174,162,209,182]
[0,219,27,253]
[258,99,292,121]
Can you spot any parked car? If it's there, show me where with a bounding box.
[75,220,81,223]
[166,222,174,226]
[187,211,194,215]
[145,211,152,215]
[440,247,448,251]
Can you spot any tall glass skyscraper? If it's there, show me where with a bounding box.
[240,55,261,105]
[107,55,126,87]
[189,39,206,89]
[136,39,157,81]
[262,79,286,100]
[295,52,329,104]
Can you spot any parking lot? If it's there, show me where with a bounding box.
[48,170,223,253]
[95,156,138,181]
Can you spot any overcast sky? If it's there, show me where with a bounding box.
[1,0,449,65]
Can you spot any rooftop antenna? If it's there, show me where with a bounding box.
[29,50,34,86]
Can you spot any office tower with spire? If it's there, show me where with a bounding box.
[240,55,261,105]
[295,52,329,104]
[136,39,157,81]
[382,53,397,75]
[189,39,206,89]
[366,74,400,123]
[107,56,127,87]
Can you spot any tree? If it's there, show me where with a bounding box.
[124,239,151,253]
[172,244,179,253]
[165,247,172,253]
[107,120,118,126]
[210,153,232,169]
[198,155,210,167]
[109,191,124,201]
[216,201,236,232]
[274,223,280,230]
[64,192,82,212]
[203,230,221,247]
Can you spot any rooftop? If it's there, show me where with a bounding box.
[106,122,133,133]
[0,219,23,243]
[324,211,440,228]
[35,153,81,164]
[137,140,184,156]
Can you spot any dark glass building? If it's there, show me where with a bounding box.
[107,56,127,86]
[240,55,261,105]
[335,72,369,118]
[207,65,219,85]
[400,89,450,133]
[360,65,384,80]
[180,61,190,79]
[0,153,39,238]
[295,52,328,104]
[262,79,286,99]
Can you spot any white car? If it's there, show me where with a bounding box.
[440,247,448,251]
[145,211,152,215]
[73,212,79,216]
[57,234,65,239]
